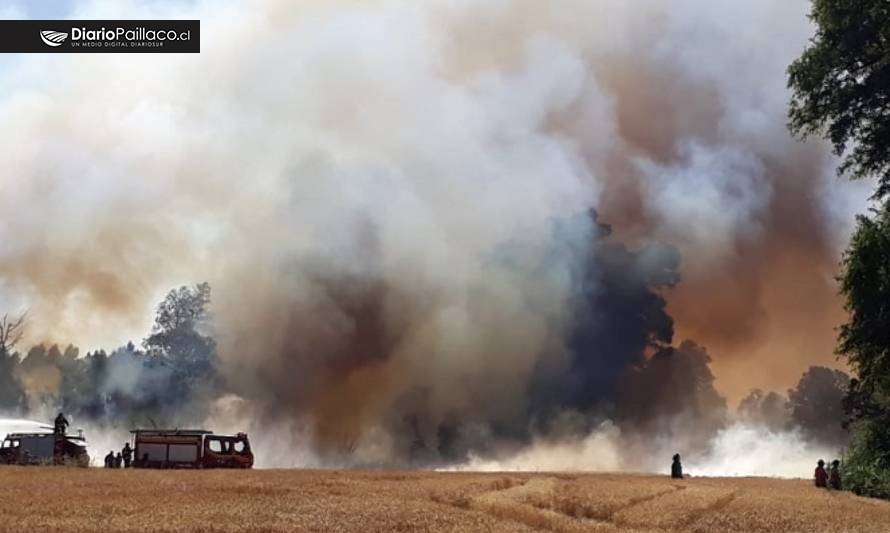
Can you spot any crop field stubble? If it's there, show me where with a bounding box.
[0,468,888,532]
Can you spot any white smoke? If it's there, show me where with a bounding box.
[201,394,322,469]
[449,422,837,479]
[687,425,838,478]
[453,422,623,473]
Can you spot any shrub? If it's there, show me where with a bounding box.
[843,421,890,500]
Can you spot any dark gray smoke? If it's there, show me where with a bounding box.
[204,210,701,464]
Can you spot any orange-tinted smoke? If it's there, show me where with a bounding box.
[592,53,852,403]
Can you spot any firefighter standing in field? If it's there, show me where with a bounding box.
[104,450,115,468]
[829,459,842,490]
[121,442,133,468]
[671,454,683,479]
[814,459,828,488]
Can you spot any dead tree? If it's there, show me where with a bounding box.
[0,313,25,355]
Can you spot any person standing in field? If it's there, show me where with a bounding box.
[671,454,683,479]
[829,460,842,489]
[104,450,114,468]
[121,443,133,468]
[814,459,828,488]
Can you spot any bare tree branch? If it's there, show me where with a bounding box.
[0,312,26,355]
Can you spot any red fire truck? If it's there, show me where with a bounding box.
[131,429,254,469]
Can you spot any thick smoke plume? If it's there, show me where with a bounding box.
[0,0,869,470]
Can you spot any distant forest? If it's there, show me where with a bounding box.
[0,283,217,427]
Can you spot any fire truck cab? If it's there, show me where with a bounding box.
[131,429,253,469]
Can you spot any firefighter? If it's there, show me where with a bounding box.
[114,452,123,468]
[671,454,683,479]
[121,443,133,468]
[814,459,828,488]
[54,412,70,436]
[104,450,115,468]
[829,459,842,490]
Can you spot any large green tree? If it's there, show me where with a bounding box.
[836,204,890,498]
[789,0,890,498]
[787,366,850,448]
[143,282,218,402]
[788,0,890,198]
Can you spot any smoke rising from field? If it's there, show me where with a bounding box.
[456,423,837,478]
[0,0,868,469]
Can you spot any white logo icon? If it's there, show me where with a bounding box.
[40,30,69,47]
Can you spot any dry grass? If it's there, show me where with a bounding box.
[0,468,887,532]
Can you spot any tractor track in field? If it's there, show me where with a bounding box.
[675,490,739,530]
[435,477,693,532]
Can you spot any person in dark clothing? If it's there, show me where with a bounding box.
[114,452,123,468]
[814,459,828,488]
[54,412,69,436]
[671,454,683,479]
[104,451,115,469]
[121,443,133,468]
[829,460,842,490]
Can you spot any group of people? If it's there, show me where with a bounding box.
[103,443,133,469]
[815,459,842,490]
[671,453,842,491]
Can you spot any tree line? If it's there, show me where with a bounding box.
[788,0,890,498]
[0,283,217,428]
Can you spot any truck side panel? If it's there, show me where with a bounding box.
[135,435,202,468]
[168,443,199,463]
[20,436,54,460]
[138,442,168,463]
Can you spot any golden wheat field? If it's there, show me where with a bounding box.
[0,468,888,532]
